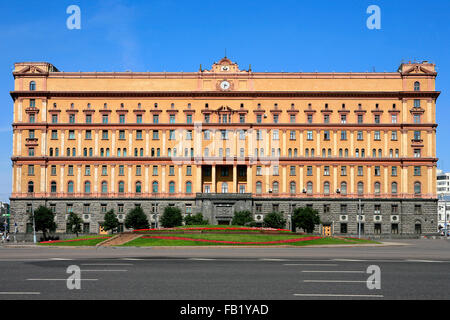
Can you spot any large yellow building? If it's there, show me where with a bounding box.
[10,57,439,235]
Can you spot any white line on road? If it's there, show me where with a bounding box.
[189,258,216,261]
[284,264,339,266]
[301,270,365,273]
[405,259,444,263]
[333,259,368,262]
[81,269,128,272]
[27,279,98,281]
[81,263,133,266]
[121,258,144,261]
[294,294,383,298]
[259,258,288,261]
[0,292,41,295]
[303,280,368,283]
[49,258,73,261]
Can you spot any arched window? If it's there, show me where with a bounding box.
[305,148,309,157]
[101,181,108,194]
[288,149,292,157]
[68,181,74,193]
[324,182,330,195]
[50,181,57,193]
[414,81,420,91]
[328,149,331,157]
[311,148,315,157]
[29,81,36,91]
[372,149,376,157]
[83,148,88,157]
[340,182,347,195]
[357,182,364,195]
[339,149,343,157]
[152,181,159,193]
[374,182,381,195]
[290,181,296,194]
[322,148,326,157]
[355,149,359,158]
[307,181,313,194]
[28,181,34,193]
[221,182,228,193]
[100,148,105,157]
[106,148,110,157]
[49,148,54,157]
[378,149,382,158]
[414,182,421,194]
[186,181,192,193]
[118,181,125,194]
[66,148,71,157]
[345,149,348,157]
[391,182,398,195]
[140,148,143,157]
[361,148,365,158]
[272,181,279,194]
[55,148,59,156]
[168,148,172,157]
[135,181,142,193]
[294,149,298,157]
[123,148,127,157]
[72,148,76,157]
[169,181,175,194]
[84,181,91,194]
[117,148,121,157]
[256,181,262,194]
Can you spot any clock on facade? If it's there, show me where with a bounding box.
[220,80,231,90]
[221,65,229,71]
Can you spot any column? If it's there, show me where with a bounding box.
[111,165,115,193]
[212,165,216,193]
[196,165,202,193]
[233,165,237,193]
[94,165,98,193]
[282,165,287,194]
[247,166,252,193]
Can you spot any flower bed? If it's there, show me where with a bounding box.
[134,227,291,233]
[40,236,110,244]
[140,235,322,245]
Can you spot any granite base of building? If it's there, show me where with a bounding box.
[10,194,438,237]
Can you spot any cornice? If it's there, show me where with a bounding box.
[10,90,441,101]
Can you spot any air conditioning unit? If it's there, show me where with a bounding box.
[117,214,124,221]
[255,214,263,222]
[83,214,90,222]
[374,215,382,222]
[357,215,366,222]
[268,188,272,193]
[302,189,307,193]
[336,188,341,194]
[391,215,399,223]
[340,215,348,222]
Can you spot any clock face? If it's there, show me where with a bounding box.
[221,65,229,71]
[220,81,231,90]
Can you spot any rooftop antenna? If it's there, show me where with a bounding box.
[224,48,227,58]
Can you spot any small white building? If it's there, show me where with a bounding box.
[437,169,450,231]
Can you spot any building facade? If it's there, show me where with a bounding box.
[437,169,450,231]
[10,58,439,236]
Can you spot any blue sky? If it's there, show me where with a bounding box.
[0,0,448,202]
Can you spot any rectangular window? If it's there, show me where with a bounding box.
[119,114,125,124]
[119,165,124,176]
[102,130,108,140]
[69,130,75,140]
[341,166,347,176]
[152,130,159,140]
[102,115,108,124]
[391,166,397,176]
[374,115,380,124]
[290,166,296,176]
[186,115,192,124]
[152,166,158,176]
[170,114,176,124]
[28,165,34,176]
[307,131,313,140]
[307,166,313,176]
[52,114,58,123]
[324,166,330,176]
[391,131,397,141]
[119,130,125,140]
[340,131,347,140]
[374,166,380,176]
[357,131,363,140]
[357,114,363,124]
[357,166,363,176]
[186,166,192,176]
[151,115,157,124]
[324,131,330,140]
[414,166,421,176]
[374,131,381,140]
[136,130,143,140]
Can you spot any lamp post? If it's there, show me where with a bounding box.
[32,203,37,244]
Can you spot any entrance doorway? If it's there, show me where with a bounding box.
[322,224,332,237]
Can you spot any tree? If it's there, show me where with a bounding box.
[30,206,56,241]
[292,207,321,233]
[263,212,287,229]
[160,206,183,228]
[184,213,208,226]
[67,212,83,237]
[232,210,253,226]
[124,207,149,230]
[102,209,120,234]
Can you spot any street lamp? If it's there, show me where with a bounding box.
[358,198,362,239]
[32,203,37,244]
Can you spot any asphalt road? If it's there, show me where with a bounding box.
[0,239,449,300]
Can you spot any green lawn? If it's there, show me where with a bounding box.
[39,235,113,246]
[135,225,292,234]
[122,234,380,247]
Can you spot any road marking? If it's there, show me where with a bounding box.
[260,258,288,261]
[27,279,98,281]
[81,269,127,272]
[301,270,365,273]
[121,258,144,261]
[303,280,368,283]
[333,259,368,262]
[189,258,216,261]
[0,292,41,295]
[405,259,443,263]
[294,294,383,298]
[49,258,73,261]
[284,264,339,266]
[81,263,133,266]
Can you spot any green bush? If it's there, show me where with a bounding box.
[263,212,287,229]
[232,210,253,226]
[184,213,208,225]
[292,207,321,233]
[160,206,183,228]
[124,207,149,230]
[67,212,83,237]
[30,206,56,241]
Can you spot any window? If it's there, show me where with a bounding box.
[256,181,262,194]
[118,181,125,193]
[392,182,398,194]
[341,166,347,176]
[135,182,142,194]
[102,115,109,124]
[272,181,279,194]
[391,114,397,123]
[341,131,347,140]
[151,115,157,124]
[101,181,108,194]
[221,182,228,193]
[374,182,381,195]
[374,131,380,140]
[357,114,363,124]
[414,182,421,194]
[414,81,420,91]
[306,181,313,194]
[323,182,330,195]
[324,131,330,140]
[414,99,421,108]
[414,166,421,176]
[374,115,380,124]
[414,205,422,214]
[374,166,380,176]
[102,130,108,140]
[340,182,347,195]
[392,166,397,176]
[84,181,91,193]
[357,131,363,140]
[341,115,347,124]
[324,166,330,176]
[414,115,421,124]
[357,182,364,195]
[324,115,329,123]
[67,181,74,193]
[52,114,58,123]
[290,166,296,176]
[152,181,159,193]
[414,131,421,141]
[186,114,192,124]
[307,114,313,124]
[391,131,397,141]
[290,182,296,194]
[307,166,313,176]
[307,131,313,140]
